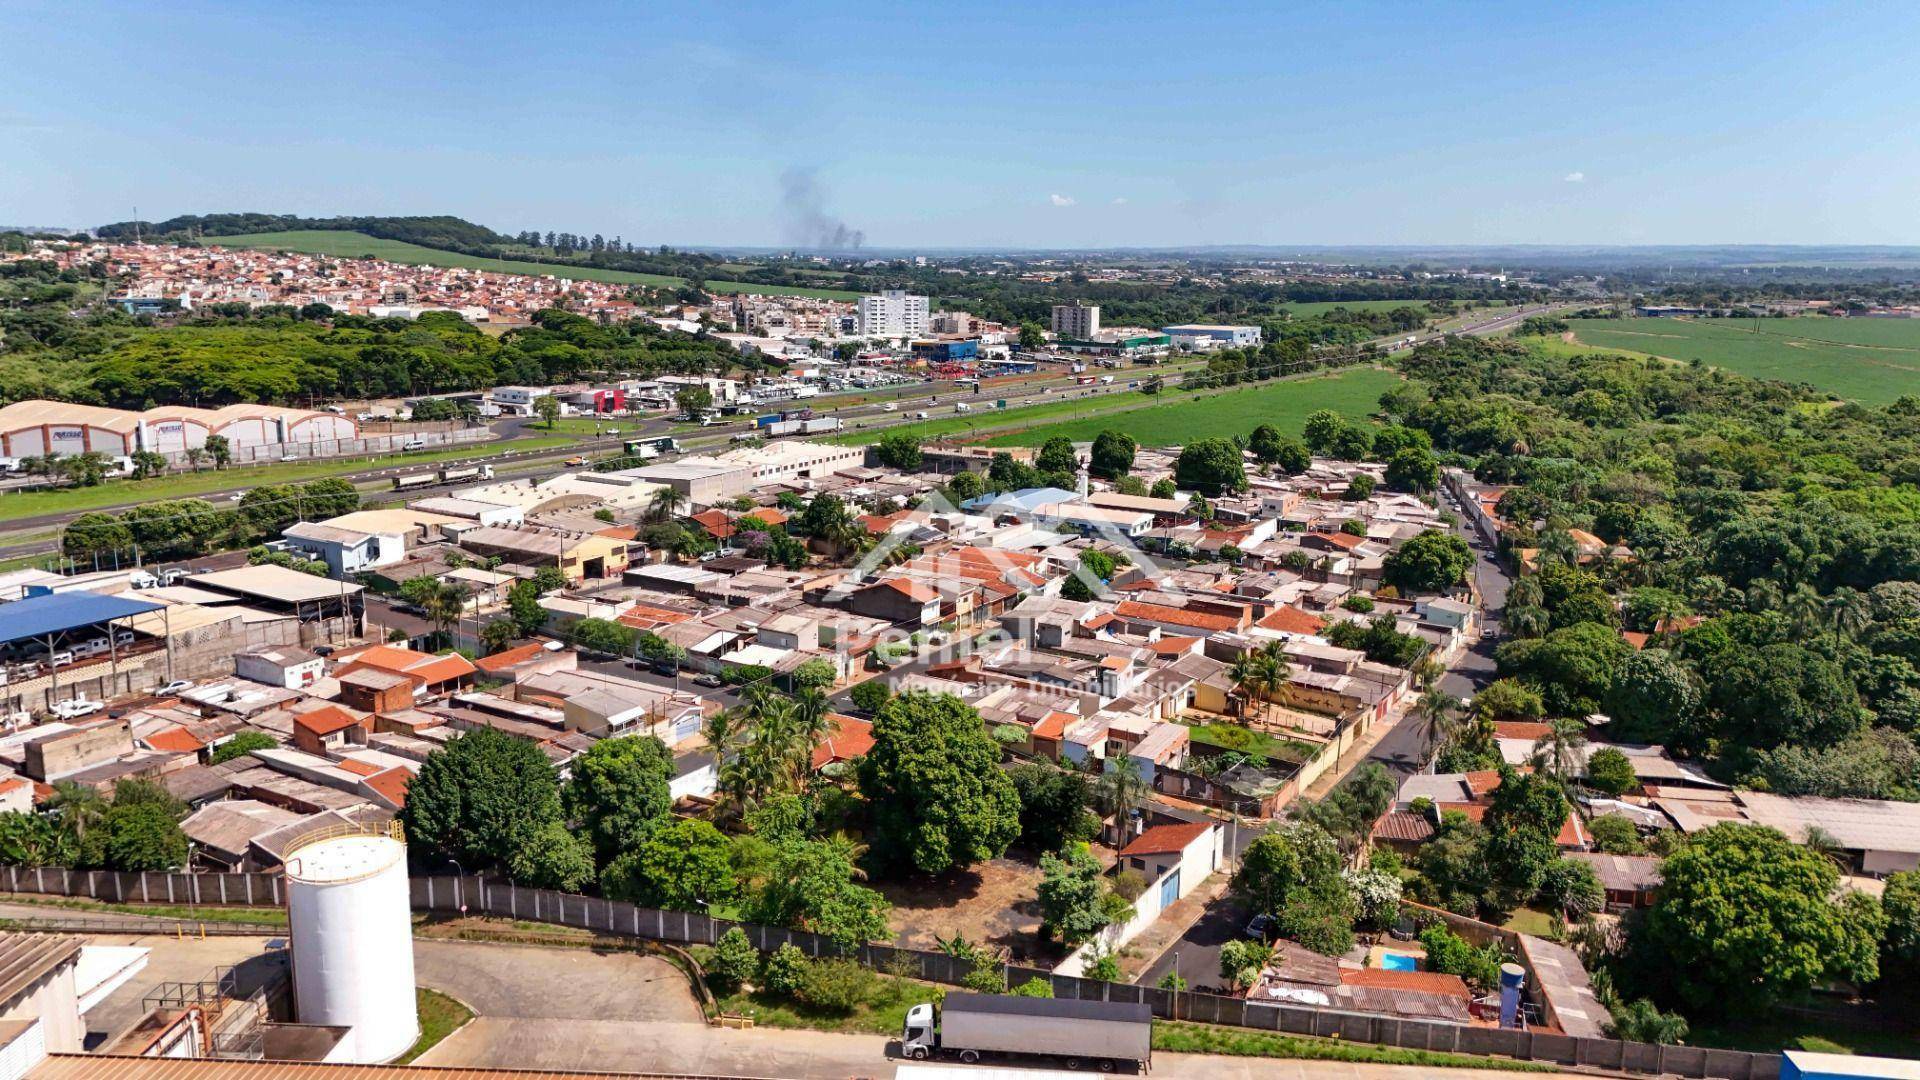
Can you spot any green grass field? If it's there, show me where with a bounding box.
[982,367,1399,448]
[1278,300,1434,317]
[1568,316,1920,405]
[201,231,861,300]
[0,435,578,523]
[828,367,1396,448]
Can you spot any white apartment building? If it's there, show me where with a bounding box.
[1051,303,1101,340]
[856,290,929,338]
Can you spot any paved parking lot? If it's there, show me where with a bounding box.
[412,939,702,1024]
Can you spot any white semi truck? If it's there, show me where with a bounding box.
[901,992,1153,1072]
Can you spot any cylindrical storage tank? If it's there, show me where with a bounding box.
[285,834,419,1062]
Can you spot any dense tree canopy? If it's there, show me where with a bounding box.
[856,691,1021,875]
[1638,824,1885,1013]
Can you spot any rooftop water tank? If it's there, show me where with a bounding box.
[285,832,419,1062]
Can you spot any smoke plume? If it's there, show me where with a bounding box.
[779,167,865,250]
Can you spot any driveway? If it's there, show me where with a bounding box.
[1136,897,1249,996]
[412,939,702,1024]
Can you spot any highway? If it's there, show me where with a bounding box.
[0,302,1562,561]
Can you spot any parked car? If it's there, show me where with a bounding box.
[158,680,194,696]
[692,672,724,688]
[1244,913,1278,943]
[402,439,427,451]
[49,698,102,719]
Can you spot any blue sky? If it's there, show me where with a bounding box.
[5,1,1919,248]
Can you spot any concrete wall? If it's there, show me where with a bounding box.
[0,866,1784,1080]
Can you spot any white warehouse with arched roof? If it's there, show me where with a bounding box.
[0,399,358,459]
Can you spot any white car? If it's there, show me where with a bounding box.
[158,680,193,696]
[402,439,427,451]
[49,698,101,719]
[882,403,895,412]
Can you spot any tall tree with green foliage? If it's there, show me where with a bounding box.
[401,727,565,871]
[1037,845,1114,946]
[856,691,1021,875]
[1640,823,1886,1013]
[1382,529,1472,593]
[1008,763,1097,853]
[1172,437,1247,495]
[564,735,675,865]
[1482,765,1569,907]
[875,430,923,471]
[1089,430,1136,479]
[601,817,740,910]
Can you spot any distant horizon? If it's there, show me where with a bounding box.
[8,2,1920,249]
[46,222,1920,269]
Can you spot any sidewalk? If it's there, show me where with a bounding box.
[1303,698,1413,801]
[1118,869,1229,982]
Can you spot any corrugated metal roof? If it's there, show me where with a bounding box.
[0,932,81,1006]
[0,591,162,644]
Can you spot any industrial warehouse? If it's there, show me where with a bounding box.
[0,400,359,462]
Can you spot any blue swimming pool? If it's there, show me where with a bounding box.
[1378,952,1419,972]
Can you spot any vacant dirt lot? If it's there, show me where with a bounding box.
[875,855,1050,959]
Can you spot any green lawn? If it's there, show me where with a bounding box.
[0,435,578,523]
[828,367,1397,450]
[1182,722,1317,763]
[1499,907,1561,937]
[537,417,641,436]
[395,988,474,1064]
[982,367,1400,448]
[1154,1020,1554,1071]
[1279,300,1435,317]
[203,231,861,300]
[713,975,932,1036]
[0,894,286,926]
[1568,316,1920,405]
[1687,1016,1920,1059]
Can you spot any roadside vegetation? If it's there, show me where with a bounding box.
[395,988,474,1064]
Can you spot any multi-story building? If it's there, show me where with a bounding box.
[856,290,929,338]
[1051,303,1101,340]
[1163,324,1263,348]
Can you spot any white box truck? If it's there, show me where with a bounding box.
[901,992,1153,1071]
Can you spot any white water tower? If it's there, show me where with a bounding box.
[284,831,420,1063]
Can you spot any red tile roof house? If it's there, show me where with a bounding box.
[810,713,875,772]
[291,703,372,755]
[1115,819,1223,919]
[844,577,944,627]
[333,644,478,700]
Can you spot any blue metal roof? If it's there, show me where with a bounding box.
[961,486,1079,513]
[0,592,165,645]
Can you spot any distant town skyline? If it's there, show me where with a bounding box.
[6,0,1920,248]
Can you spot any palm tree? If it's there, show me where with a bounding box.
[1257,641,1293,720]
[418,581,470,650]
[1531,717,1588,787]
[1507,575,1544,610]
[47,782,105,848]
[1416,688,1461,761]
[1227,654,1266,721]
[1095,758,1150,843]
[648,486,686,523]
[1783,584,1826,638]
[1826,587,1873,643]
[1506,605,1551,640]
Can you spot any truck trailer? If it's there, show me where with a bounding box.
[901,993,1153,1072]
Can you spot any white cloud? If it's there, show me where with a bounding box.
[1563,171,1586,183]
[1110,196,1128,205]
[1049,193,1076,207]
